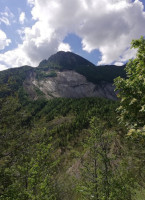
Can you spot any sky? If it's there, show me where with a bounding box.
[0,0,145,71]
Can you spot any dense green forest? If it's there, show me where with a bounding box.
[0,37,145,200]
[0,96,140,200]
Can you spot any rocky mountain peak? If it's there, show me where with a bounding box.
[0,51,126,101]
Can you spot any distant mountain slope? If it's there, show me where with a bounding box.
[0,51,126,100]
[0,65,32,98]
[39,51,126,84]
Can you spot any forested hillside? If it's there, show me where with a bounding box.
[0,95,138,200]
[0,51,126,101]
[0,37,145,200]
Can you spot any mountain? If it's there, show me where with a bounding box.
[0,51,126,101]
[0,51,144,200]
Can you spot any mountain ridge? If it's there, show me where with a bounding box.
[0,51,126,100]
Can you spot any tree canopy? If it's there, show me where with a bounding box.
[114,36,145,134]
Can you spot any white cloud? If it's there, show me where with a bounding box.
[0,16,10,25]
[0,7,15,25]
[0,10,10,25]
[0,45,33,71]
[58,43,71,52]
[19,12,26,24]
[0,0,145,70]
[77,0,145,64]
[0,64,8,71]
[27,0,35,7]
[114,62,124,66]
[0,30,11,50]
[5,7,15,19]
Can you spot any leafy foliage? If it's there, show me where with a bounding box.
[114,36,145,131]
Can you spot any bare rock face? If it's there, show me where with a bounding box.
[24,70,117,100]
[23,51,126,100]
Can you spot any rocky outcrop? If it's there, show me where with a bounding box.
[24,70,117,100]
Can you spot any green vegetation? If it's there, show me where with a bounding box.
[34,86,45,98]
[77,118,135,200]
[0,95,144,199]
[36,61,60,80]
[74,64,126,84]
[35,70,57,80]
[114,36,145,134]
[0,38,145,199]
[0,95,120,199]
[114,36,145,129]
[114,36,145,199]
[39,51,126,84]
[0,65,32,98]
[38,60,62,70]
